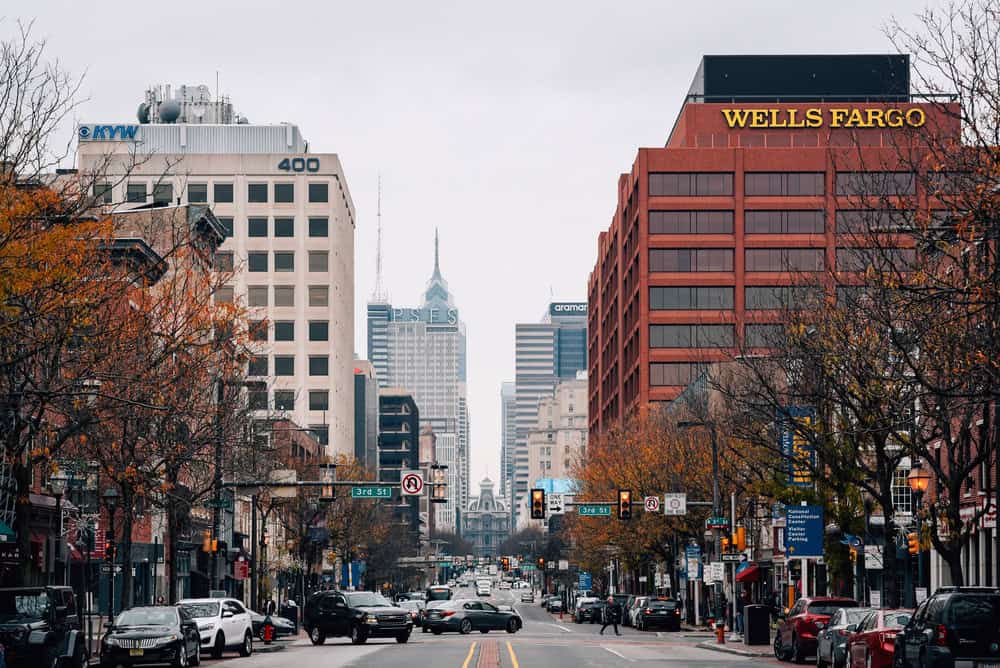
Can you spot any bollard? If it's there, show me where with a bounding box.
[715,621,725,644]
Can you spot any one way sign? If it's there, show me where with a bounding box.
[547,493,565,515]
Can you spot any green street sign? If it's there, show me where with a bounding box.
[578,504,612,517]
[521,564,536,571]
[351,486,392,499]
[706,516,729,529]
[205,498,233,510]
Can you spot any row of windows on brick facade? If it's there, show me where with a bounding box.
[647,172,933,198]
[249,354,329,377]
[648,209,938,235]
[214,250,331,274]
[649,285,827,310]
[215,285,331,308]
[648,247,914,272]
[646,324,786,349]
[247,388,330,412]
[94,181,330,205]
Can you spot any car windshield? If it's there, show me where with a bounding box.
[346,592,391,608]
[809,602,857,616]
[180,602,219,618]
[884,612,912,628]
[0,590,50,622]
[116,608,177,627]
[650,601,677,609]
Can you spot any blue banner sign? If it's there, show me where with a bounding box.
[785,505,824,558]
[779,406,816,487]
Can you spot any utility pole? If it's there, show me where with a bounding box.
[212,378,224,592]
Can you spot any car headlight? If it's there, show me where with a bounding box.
[365,615,379,625]
[103,637,120,648]
[198,623,215,632]
[155,634,179,645]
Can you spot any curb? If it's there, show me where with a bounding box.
[255,640,291,653]
[697,640,772,657]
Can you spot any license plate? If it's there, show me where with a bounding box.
[659,611,667,614]
[129,649,144,657]
[975,663,1000,668]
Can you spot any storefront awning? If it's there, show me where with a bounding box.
[736,562,760,583]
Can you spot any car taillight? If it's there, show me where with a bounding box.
[935,625,948,646]
[645,608,652,614]
[441,611,455,618]
[837,629,850,636]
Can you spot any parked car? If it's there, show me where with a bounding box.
[541,595,555,608]
[248,610,296,640]
[573,598,598,623]
[303,590,412,645]
[591,599,607,624]
[846,608,912,668]
[100,605,201,668]
[894,586,1000,667]
[774,596,858,663]
[178,597,254,659]
[546,597,564,613]
[0,586,88,668]
[627,596,650,627]
[635,598,681,631]
[621,596,636,627]
[424,599,522,635]
[816,607,873,668]
[397,600,425,627]
[520,590,534,603]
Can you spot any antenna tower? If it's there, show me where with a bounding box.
[371,175,389,302]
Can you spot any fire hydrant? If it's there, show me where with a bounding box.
[715,621,726,644]
[263,615,274,645]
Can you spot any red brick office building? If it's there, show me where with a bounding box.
[587,55,959,433]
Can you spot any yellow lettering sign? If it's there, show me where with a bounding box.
[720,107,928,130]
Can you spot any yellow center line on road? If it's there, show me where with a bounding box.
[506,641,520,668]
[461,641,478,668]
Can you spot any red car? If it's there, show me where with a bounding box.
[775,596,859,663]
[847,609,912,668]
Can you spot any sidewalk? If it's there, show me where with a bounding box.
[696,639,772,658]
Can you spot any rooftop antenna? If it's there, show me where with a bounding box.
[371,174,389,302]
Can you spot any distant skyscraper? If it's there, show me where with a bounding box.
[512,303,587,527]
[366,233,469,532]
[500,382,516,500]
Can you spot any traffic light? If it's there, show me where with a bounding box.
[501,557,510,572]
[530,488,546,520]
[537,557,545,570]
[202,530,212,553]
[849,546,858,563]
[104,530,115,564]
[735,526,746,551]
[617,489,632,520]
[907,532,919,555]
[721,536,731,552]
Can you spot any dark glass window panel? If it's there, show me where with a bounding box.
[309,425,329,446]
[248,355,268,376]
[248,390,268,410]
[835,172,915,196]
[247,252,268,272]
[649,211,733,234]
[308,251,328,272]
[649,324,735,348]
[213,183,234,203]
[745,173,824,197]
[650,249,734,272]
[213,252,234,272]
[248,320,267,342]
[248,183,268,203]
[274,356,295,376]
[94,182,113,203]
[836,247,916,272]
[274,321,295,341]
[153,183,173,204]
[218,217,234,238]
[274,217,295,237]
[835,210,912,234]
[188,183,208,203]
[649,286,734,310]
[248,217,268,237]
[126,183,147,202]
[274,286,294,307]
[745,324,785,347]
[274,252,295,272]
[214,286,233,304]
[309,356,329,376]
[308,217,329,237]
[745,210,825,234]
[308,183,329,203]
[649,362,708,386]
[274,390,295,411]
[274,183,294,203]
[309,391,329,411]
[247,287,268,307]
[308,286,329,307]
[745,286,822,310]
[649,173,733,196]
[309,321,329,341]
[745,248,825,272]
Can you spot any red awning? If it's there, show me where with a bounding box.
[736,563,760,583]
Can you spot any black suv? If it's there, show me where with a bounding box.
[0,586,87,667]
[304,590,412,645]
[895,586,1000,667]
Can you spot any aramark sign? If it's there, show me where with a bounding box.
[78,124,140,141]
[549,302,587,315]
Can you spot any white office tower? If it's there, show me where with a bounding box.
[500,383,516,500]
[76,85,355,456]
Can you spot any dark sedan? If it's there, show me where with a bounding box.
[397,600,425,627]
[100,605,201,667]
[634,599,681,631]
[248,610,295,640]
[425,599,522,635]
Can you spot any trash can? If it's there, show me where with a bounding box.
[280,603,298,633]
[743,604,770,646]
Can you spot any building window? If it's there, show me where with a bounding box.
[248,217,268,237]
[214,286,234,304]
[308,251,329,272]
[214,183,234,203]
[309,321,329,341]
[214,252,234,272]
[274,183,294,203]
[745,248,825,272]
[248,252,268,272]
[308,285,329,307]
[309,356,329,376]
[649,362,707,386]
[309,183,329,203]
[274,286,295,307]
[745,173,825,197]
[649,248,733,272]
[745,324,785,347]
[745,210,825,234]
[274,390,295,411]
[309,391,329,411]
[308,217,329,237]
[249,355,268,376]
[649,286,733,310]
[94,182,113,203]
[249,320,267,342]
[188,183,208,203]
[836,247,915,272]
[247,286,268,307]
[274,356,295,376]
[218,217,234,238]
[745,286,823,310]
[649,173,733,196]
[248,388,268,410]
[649,324,735,348]
[892,466,913,514]
[248,183,268,203]
[274,217,295,237]
[274,321,295,341]
[153,183,173,205]
[649,210,733,234]
[835,210,912,234]
[126,183,147,202]
[274,252,295,272]
[836,172,915,196]
[309,424,329,446]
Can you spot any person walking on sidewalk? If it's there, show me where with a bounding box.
[599,596,621,636]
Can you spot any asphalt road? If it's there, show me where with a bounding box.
[193,584,787,668]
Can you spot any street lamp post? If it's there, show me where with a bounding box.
[49,472,69,586]
[679,420,722,621]
[907,461,931,602]
[102,488,119,618]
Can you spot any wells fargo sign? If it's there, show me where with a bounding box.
[721,107,926,129]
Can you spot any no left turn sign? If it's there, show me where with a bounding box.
[400,471,424,496]
[644,496,660,512]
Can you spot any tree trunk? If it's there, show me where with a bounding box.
[883,518,900,608]
[166,498,179,604]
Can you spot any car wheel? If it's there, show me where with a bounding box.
[460,619,473,635]
[239,631,253,657]
[211,633,225,659]
[190,642,200,667]
[506,619,518,634]
[792,634,806,664]
[396,632,410,644]
[350,624,368,645]
[775,633,787,661]
[480,629,490,634]
[173,642,189,668]
[432,628,443,635]
[309,626,326,645]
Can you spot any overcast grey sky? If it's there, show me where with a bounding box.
[20,0,932,496]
